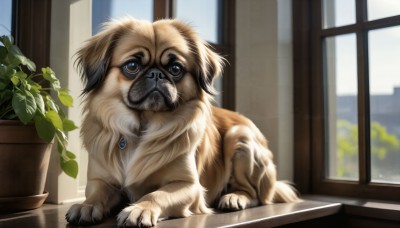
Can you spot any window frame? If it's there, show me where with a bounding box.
[13,0,52,70]
[293,0,400,201]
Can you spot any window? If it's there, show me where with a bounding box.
[92,0,153,34]
[0,0,13,36]
[293,0,400,200]
[175,0,220,44]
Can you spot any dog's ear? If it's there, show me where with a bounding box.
[76,24,123,94]
[196,43,225,95]
[170,20,225,95]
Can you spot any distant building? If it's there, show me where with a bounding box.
[337,87,400,138]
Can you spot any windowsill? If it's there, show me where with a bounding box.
[0,195,398,227]
[157,200,341,227]
[0,200,341,227]
[303,195,400,222]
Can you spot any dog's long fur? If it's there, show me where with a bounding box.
[66,17,300,227]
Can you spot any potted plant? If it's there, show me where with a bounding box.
[0,35,78,212]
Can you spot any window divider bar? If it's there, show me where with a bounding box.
[356,0,371,185]
[310,0,326,193]
[153,0,173,20]
[356,31,371,185]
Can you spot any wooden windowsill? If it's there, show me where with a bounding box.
[157,200,341,227]
[303,195,400,222]
[0,200,341,227]
[1,195,398,227]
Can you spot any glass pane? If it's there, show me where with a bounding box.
[323,0,356,29]
[369,26,400,184]
[324,34,359,181]
[92,0,153,35]
[175,0,220,44]
[0,0,13,36]
[368,0,400,21]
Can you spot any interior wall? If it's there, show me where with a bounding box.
[235,0,293,180]
[46,0,90,203]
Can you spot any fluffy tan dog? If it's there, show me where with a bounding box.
[66,17,300,227]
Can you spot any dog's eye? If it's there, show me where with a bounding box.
[168,63,183,77]
[121,60,141,79]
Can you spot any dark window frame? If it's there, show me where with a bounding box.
[13,0,52,70]
[293,0,400,201]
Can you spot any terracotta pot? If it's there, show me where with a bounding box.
[0,120,52,212]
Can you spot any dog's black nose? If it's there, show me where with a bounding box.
[146,68,165,81]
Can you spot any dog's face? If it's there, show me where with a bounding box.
[77,18,223,112]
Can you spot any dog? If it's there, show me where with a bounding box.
[66,17,300,227]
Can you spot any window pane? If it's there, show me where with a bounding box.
[175,0,220,44]
[322,0,356,29]
[324,34,359,181]
[92,0,153,35]
[368,0,400,21]
[0,0,13,36]
[369,26,400,184]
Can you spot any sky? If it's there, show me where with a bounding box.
[327,0,400,95]
[0,0,12,36]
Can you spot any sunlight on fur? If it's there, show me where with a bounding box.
[65,17,301,227]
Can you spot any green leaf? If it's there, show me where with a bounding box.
[7,45,35,71]
[63,118,78,131]
[34,114,55,142]
[0,64,7,76]
[5,68,15,80]
[29,81,42,94]
[60,159,78,178]
[7,53,21,68]
[20,78,31,90]
[15,70,27,79]
[58,90,74,107]
[56,129,68,143]
[66,151,76,159]
[12,90,36,124]
[9,45,28,67]
[11,75,19,85]
[45,96,59,111]
[0,46,7,60]
[0,35,12,48]
[42,67,58,83]
[32,92,45,114]
[45,110,63,130]
[0,89,12,104]
[56,137,66,156]
[25,59,36,72]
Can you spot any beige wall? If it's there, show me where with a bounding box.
[236,0,293,180]
[46,0,90,204]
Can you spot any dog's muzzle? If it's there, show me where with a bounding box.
[127,68,177,111]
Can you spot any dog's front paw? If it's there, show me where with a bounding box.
[117,202,161,227]
[218,193,252,211]
[65,203,105,225]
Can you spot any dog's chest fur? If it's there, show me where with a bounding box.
[83,98,213,198]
